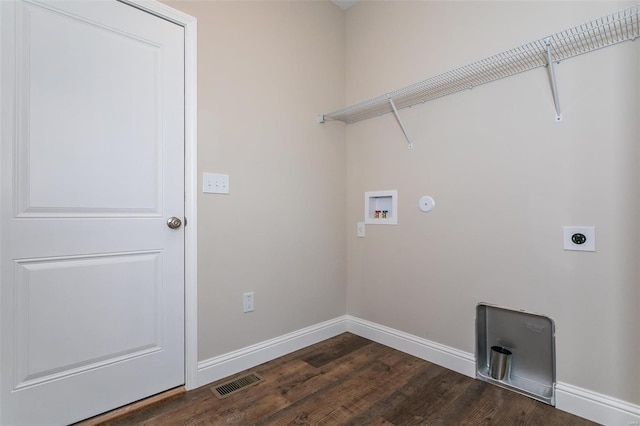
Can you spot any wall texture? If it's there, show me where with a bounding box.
[163,0,638,408]
[163,0,347,360]
[345,1,640,405]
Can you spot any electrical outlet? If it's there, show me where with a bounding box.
[357,222,365,238]
[563,226,595,252]
[203,172,229,194]
[243,292,254,313]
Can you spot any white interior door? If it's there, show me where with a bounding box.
[1,0,185,424]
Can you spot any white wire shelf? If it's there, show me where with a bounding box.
[320,4,640,127]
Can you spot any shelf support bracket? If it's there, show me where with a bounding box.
[388,95,413,149]
[544,37,562,122]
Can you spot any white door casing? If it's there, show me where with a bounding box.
[0,0,198,424]
[120,0,199,395]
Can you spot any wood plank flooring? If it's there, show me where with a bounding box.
[89,333,598,425]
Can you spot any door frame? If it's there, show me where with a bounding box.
[118,0,198,390]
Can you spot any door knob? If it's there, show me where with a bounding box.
[167,217,182,229]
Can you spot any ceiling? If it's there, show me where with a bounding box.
[331,0,358,10]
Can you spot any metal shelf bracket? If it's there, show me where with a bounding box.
[388,95,413,149]
[544,37,562,122]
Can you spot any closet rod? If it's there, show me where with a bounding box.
[319,4,639,126]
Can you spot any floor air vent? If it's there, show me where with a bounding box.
[211,372,264,399]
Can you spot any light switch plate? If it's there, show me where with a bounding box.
[357,222,365,238]
[203,173,229,194]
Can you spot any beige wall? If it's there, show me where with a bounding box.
[163,0,347,359]
[345,1,639,405]
[163,0,638,406]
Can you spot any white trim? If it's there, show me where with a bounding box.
[345,315,476,378]
[347,317,640,424]
[121,0,196,27]
[195,315,475,390]
[556,382,640,426]
[181,9,198,394]
[196,317,348,388]
[195,315,640,425]
[121,0,198,391]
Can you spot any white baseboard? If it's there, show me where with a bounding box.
[195,315,639,426]
[556,382,640,426]
[195,316,347,388]
[345,315,476,378]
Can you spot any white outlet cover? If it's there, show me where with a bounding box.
[563,226,595,252]
[357,222,365,238]
[243,292,254,312]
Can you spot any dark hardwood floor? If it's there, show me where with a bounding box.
[94,333,597,425]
